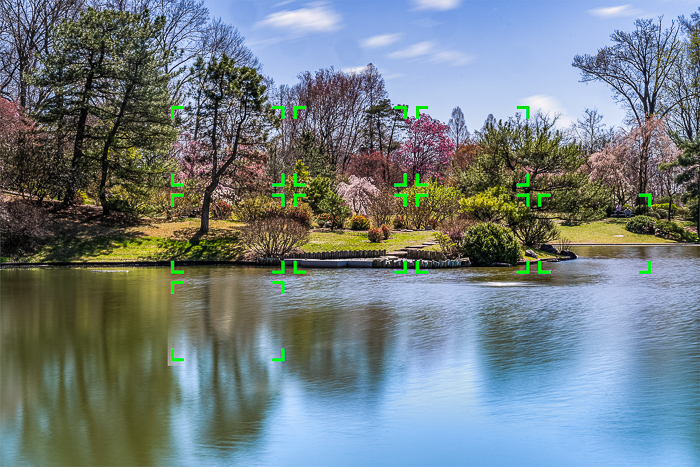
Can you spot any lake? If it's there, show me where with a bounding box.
[1,246,699,466]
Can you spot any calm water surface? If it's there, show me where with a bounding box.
[1,246,699,466]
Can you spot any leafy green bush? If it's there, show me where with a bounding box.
[381,224,391,240]
[367,228,383,242]
[655,220,685,240]
[461,222,521,266]
[350,215,370,230]
[233,196,272,221]
[676,207,691,219]
[434,232,460,258]
[508,212,559,246]
[625,215,656,235]
[317,191,350,230]
[459,186,521,222]
[651,203,677,212]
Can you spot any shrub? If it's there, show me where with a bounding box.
[350,215,370,230]
[366,187,396,228]
[625,215,656,235]
[381,224,391,240]
[318,191,350,231]
[232,196,273,221]
[240,217,311,257]
[434,232,460,258]
[508,213,560,247]
[647,210,661,219]
[676,207,691,219]
[438,217,474,245]
[393,214,405,229]
[367,228,383,242]
[316,213,331,227]
[651,203,677,212]
[211,200,232,220]
[461,222,521,266]
[655,220,686,240]
[0,199,48,257]
[427,217,439,229]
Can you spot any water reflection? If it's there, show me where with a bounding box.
[2,246,698,466]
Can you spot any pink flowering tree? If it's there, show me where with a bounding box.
[392,114,455,181]
[589,116,681,207]
[337,175,379,215]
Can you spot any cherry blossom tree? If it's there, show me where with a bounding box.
[392,114,455,181]
[589,116,681,206]
[337,175,379,215]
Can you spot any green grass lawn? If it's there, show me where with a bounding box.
[301,229,436,252]
[558,218,677,244]
[8,216,691,264]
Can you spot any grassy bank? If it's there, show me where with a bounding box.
[558,218,683,244]
[4,203,693,264]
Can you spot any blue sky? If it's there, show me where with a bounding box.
[206,0,697,133]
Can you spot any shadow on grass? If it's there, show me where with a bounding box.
[155,231,243,260]
[32,232,147,262]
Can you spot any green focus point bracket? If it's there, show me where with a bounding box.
[638,193,652,207]
[170,348,184,362]
[415,106,428,119]
[272,193,285,207]
[293,193,306,206]
[272,105,285,119]
[293,106,306,119]
[170,193,184,207]
[516,173,530,188]
[516,193,530,207]
[537,261,551,275]
[170,261,184,275]
[395,261,408,274]
[272,280,285,294]
[272,261,285,274]
[415,193,429,207]
[639,261,651,274]
[273,173,285,187]
[170,105,184,119]
[292,173,306,187]
[537,193,551,207]
[170,173,184,188]
[516,261,531,274]
[395,193,408,207]
[170,280,184,294]
[394,105,408,119]
[415,173,429,187]
[293,261,306,275]
[272,348,285,362]
[516,105,530,119]
[416,261,429,274]
[394,173,408,188]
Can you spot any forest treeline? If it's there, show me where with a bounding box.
[0,0,698,259]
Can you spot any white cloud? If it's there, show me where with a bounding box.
[587,4,641,18]
[413,0,461,11]
[431,50,474,66]
[388,41,435,59]
[520,95,573,126]
[360,33,402,48]
[342,65,368,74]
[257,2,341,35]
[387,42,473,67]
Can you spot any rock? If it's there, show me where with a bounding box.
[540,244,559,254]
[560,250,578,259]
[490,262,512,267]
[525,249,538,259]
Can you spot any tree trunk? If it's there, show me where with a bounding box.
[200,187,213,233]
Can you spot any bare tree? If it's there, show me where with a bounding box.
[0,0,85,109]
[448,106,470,149]
[569,108,615,155]
[573,17,684,202]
